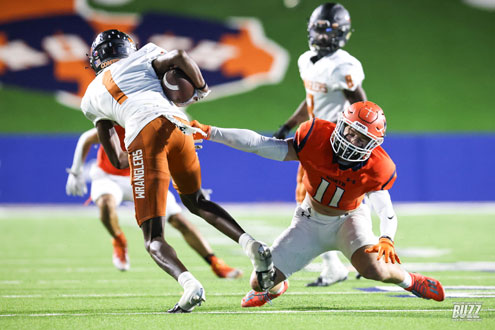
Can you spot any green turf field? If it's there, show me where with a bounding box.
[1,0,494,133]
[1,204,493,329]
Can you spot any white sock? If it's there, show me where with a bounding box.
[268,281,286,294]
[239,233,255,253]
[397,272,412,288]
[321,251,347,278]
[178,271,196,289]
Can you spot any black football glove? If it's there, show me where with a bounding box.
[273,124,291,139]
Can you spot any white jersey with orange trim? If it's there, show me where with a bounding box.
[298,49,364,123]
[81,43,187,148]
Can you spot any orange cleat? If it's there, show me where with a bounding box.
[112,233,130,271]
[405,273,445,301]
[241,280,288,308]
[210,256,243,279]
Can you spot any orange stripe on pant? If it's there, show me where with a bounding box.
[127,116,201,226]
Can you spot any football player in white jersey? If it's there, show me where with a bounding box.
[80,29,274,313]
[273,3,367,287]
[65,126,243,279]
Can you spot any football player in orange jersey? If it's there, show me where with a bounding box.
[191,101,445,307]
[66,127,243,279]
[273,2,368,287]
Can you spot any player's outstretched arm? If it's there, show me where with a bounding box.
[190,120,298,161]
[364,190,400,264]
[66,128,99,196]
[273,100,309,139]
[96,120,129,170]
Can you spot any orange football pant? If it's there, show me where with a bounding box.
[127,116,201,226]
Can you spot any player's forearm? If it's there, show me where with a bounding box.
[209,127,289,161]
[109,129,129,169]
[153,50,206,90]
[96,121,128,169]
[70,128,98,174]
[174,51,207,90]
[343,85,367,104]
[285,100,309,129]
[367,190,397,240]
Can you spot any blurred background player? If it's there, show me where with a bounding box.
[191,101,445,307]
[66,126,243,279]
[273,2,367,287]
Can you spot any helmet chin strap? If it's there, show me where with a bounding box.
[334,154,367,171]
[310,47,336,63]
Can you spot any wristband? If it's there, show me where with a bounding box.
[380,236,393,243]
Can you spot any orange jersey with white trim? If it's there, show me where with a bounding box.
[293,118,396,211]
[96,125,130,176]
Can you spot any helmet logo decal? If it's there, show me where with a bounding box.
[352,121,368,134]
[358,106,378,123]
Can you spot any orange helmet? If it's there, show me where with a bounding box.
[330,101,387,162]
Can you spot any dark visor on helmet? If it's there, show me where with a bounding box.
[309,20,338,32]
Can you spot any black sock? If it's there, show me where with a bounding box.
[204,253,215,265]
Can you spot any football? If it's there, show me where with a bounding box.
[161,68,195,105]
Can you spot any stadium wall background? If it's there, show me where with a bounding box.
[1,134,494,204]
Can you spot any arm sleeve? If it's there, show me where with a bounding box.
[367,190,398,241]
[209,126,289,161]
[70,128,97,174]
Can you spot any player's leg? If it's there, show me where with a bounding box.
[140,216,205,312]
[90,169,129,271]
[241,203,329,307]
[141,217,187,277]
[337,205,445,301]
[127,117,205,312]
[166,120,273,288]
[165,191,242,278]
[350,247,444,301]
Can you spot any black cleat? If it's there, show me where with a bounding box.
[167,303,191,313]
[306,275,347,287]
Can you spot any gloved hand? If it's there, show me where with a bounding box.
[195,86,210,100]
[65,170,87,197]
[190,120,211,140]
[273,124,291,139]
[365,236,401,264]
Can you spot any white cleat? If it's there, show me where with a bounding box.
[112,251,130,271]
[248,241,275,290]
[168,282,206,313]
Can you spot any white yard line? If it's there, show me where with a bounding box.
[0,308,494,317]
[3,286,495,299]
